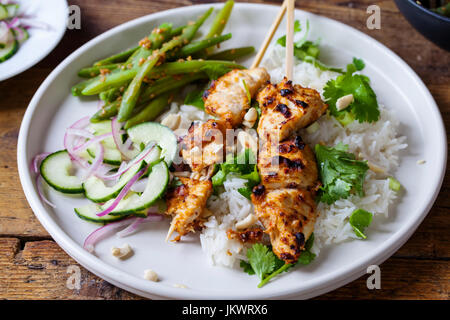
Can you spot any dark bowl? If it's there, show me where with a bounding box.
[394,0,450,51]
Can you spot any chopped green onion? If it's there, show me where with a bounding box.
[388,177,401,192]
[242,79,251,102]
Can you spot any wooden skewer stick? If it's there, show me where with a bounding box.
[285,0,295,80]
[250,0,288,69]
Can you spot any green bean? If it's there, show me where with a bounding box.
[99,87,122,103]
[82,59,239,96]
[169,33,232,60]
[204,0,234,54]
[90,100,121,122]
[118,8,213,121]
[90,73,207,122]
[151,60,244,76]
[124,92,173,129]
[139,73,208,103]
[78,64,121,78]
[80,23,179,96]
[205,0,234,39]
[93,46,140,67]
[207,46,255,61]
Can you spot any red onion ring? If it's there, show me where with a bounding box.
[83,217,139,253]
[96,166,147,217]
[83,143,104,181]
[116,214,164,238]
[73,132,112,153]
[36,175,56,208]
[30,152,50,174]
[111,117,136,160]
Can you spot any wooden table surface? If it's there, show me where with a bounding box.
[0,0,448,300]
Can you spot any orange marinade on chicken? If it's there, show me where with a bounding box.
[166,177,212,240]
[251,185,317,263]
[180,119,227,173]
[203,68,270,128]
[250,77,327,264]
[257,77,328,142]
[258,135,319,190]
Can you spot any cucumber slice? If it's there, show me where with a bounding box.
[14,27,29,45]
[108,161,169,215]
[83,146,161,203]
[75,200,165,224]
[40,150,84,194]
[127,122,177,165]
[87,120,122,165]
[0,4,19,19]
[5,4,19,17]
[75,203,126,224]
[0,29,18,63]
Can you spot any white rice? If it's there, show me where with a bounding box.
[160,44,407,267]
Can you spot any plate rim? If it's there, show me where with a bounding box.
[0,0,69,81]
[17,2,447,299]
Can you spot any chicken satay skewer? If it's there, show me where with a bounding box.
[250,0,288,69]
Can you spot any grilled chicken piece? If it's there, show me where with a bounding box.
[257,77,328,142]
[204,68,270,128]
[251,185,316,263]
[166,177,212,240]
[258,135,319,190]
[180,119,227,173]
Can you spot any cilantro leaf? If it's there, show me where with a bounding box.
[200,64,235,80]
[241,235,316,288]
[323,58,380,124]
[276,19,344,74]
[240,260,255,275]
[315,143,369,204]
[184,90,205,109]
[349,209,373,239]
[246,243,278,280]
[212,149,260,198]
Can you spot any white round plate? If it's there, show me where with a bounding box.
[17,3,446,299]
[0,0,68,81]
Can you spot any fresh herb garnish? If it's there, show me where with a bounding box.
[277,20,344,73]
[323,58,380,124]
[211,148,260,199]
[388,176,401,192]
[241,234,316,288]
[315,143,369,204]
[349,208,373,239]
[200,64,234,80]
[184,89,205,109]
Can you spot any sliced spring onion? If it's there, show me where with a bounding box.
[388,176,401,192]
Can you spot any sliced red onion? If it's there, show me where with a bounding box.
[12,26,24,42]
[96,167,147,217]
[111,117,136,160]
[83,143,104,181]
[97,142,155,181]
[83,217,139,253]
[31,152,50,174]
[8,17,20,29]
[73,132,112,153]
[116,213,164,238]
[36,175,56,208]
[66,128,94,139]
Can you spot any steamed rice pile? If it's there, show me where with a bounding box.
[158,45,407,268]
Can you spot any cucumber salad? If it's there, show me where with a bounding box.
[0,1,47,63]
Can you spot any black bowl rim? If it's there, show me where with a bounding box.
[406,0,450,22]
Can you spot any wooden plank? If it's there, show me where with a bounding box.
[0,238,447,300]
[0,0,448,299]
[0,238,141,300]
